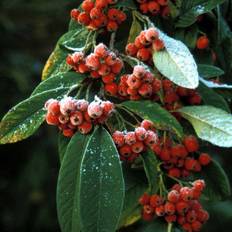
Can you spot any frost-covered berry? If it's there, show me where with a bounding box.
[60,97,76,115]
[70,111,83,126]
[76,99,89,112]
[87,101,103,119]
[112,131,125,147]
[124,132,136,145]
[135,127,147,141]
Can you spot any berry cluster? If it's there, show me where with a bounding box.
[151,135,211,178]
[66,43,123,89]
[116,65,161,100]
[70,0,126,31]
[112,120,158,162]
[45,96,114,137]
[126,28,165,63]
[139,180,209,231]
[136,0,170,18]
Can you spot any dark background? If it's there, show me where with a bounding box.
[0,1,231,231]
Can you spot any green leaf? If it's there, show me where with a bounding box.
[153,30,199,89]
[119,166,147,228]
[79,126,125,232]
[178,105,232,147]
[58,133,70,163]
[116,0,137,9]
[194,159,231,200]
[197,82,230,112]
[42,27,89,80]
[120,101,183,138]
[176,0,226,28]
[135,220,167,232]
[198,64,224,78]
[128,11,142,44]
[57,133,90,232]
[32,72,85,96]
[142,150,159,193]
[0,88,69,144]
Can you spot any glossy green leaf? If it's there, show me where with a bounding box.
[178,105,232,147]
[142,150,159,193]
[197,82,230,112]
[79,127,125,232]
[194,159,231,200]
[58,133,70,163]
[42,27,89,80]
[128,11,142,43]
[198,64,224,78]
[32,72,85,96]
[57,133,90,232]
[0,88,69,144]
[153,30,199,89]
[119,166,147,228]
[176,0,226,28]
[121,101,183,138]
[199,77,232,89]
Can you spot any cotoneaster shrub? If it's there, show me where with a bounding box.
[1,0,232,232]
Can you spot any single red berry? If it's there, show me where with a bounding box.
[143,72,154,84]
[46,99,60,115]
[165,215,177,223]
[105,53,117,66]
[58,114,69,124]
[151,143,162,155]
[183,135,199,153]
[176,201,189,215]
[102,101,114,116]
[95,0,108,8]
[153,39,165,51]
[141,119,154,131]
[88,101,103,119]
[134,36,143,49]
[126,43,138,56]
[78,62,90,73]
[196,36,209,50]
[78,121,93,134]
[182,223,192,232]
[160,147,171,161]
[192,180,205,192]
[177,216,186,225]
[196,209,209,223]
[155,205,165,217]
[76,99,89,112]
[186,210,197,223]
[172,183,181,192]
[188,94,202,105]
[168,168,181,178]
[137,48,151,61]
[148,1,160,15]
[152,78,162,92]
[90,7,102,20]
[63,129,74,137]
[191,221,202,232]
[98,64,111,76]
[104,83,118,96]
[150,194,164,207]
[70,9,80,20]
[145,130,158,146]
[107,20,118,32]
[86,54,100,70]
[84,111,92,123]
[127,75,142,89]
[111,58,123,74]
[164,202,176,215]
[145,28,159,42]
[138,83,153,97]
[171,144,188,158]
[70,111,83,126]
[139,193,150,205]
[198,153,211,166]
[78,12,91,26]
[46,113,59,125]
[82,0,95,12]
[133,65,146,79]
[119,145,132,158]
[60,97,76,115]
[124,132,137,145]
[112,131,125,147]
[135,127,147,141]
[180,187,193,201]
[138,31,150,46]
[131,141,144,153]
[140,3,149,14]
[94,43,108,58]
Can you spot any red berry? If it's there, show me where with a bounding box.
[112,131,125,147]
[63,129,74,137]
[164,202,176,215]
[90,7,102,20]
[171,144,188,158]
[196,209,209,222]
[82,0,94,12]
[150,194,164,207]
[46,112,59,125]
[70,9,80,20]
[119,145,132,158]
[107,20,118,32]
[180,187,193,201]
[141,119,154,131]
[168,168,181,178]
[182,223,192,232]
[177,216,186,225]
[137,48,151,61]
[176,201,189,215]
[135,127,147,141]
[94,43,108,58]
[186,210,197,223]
[192,180,205,192]
[148,1,160,15]
[153,39,165,51]
[104,83,118,96]
[165,215,177,223]
[127,75,142,89]
[142,211,154,221]
[131,141,144,153]
[183,135,199,153]
[98,64,111,76]
[78,12,91,26]
[76,99,89,112]
[60,97,76,115]
[126,43,138,56]
[78,122,93,134]
[124,132,136,145]
[191,221,202,232]
[70,111,83,126]
[88,101,103,119]
[46,99,60,115]
[138,83,153,97]
[172,184,181,192]
[145,28,159,42]
[152,78,162,92]
[160,148,171,161]
[145,130,158,146]
[86,54,100,70]
[105,53,117,66]
[196,36,209,50]
[155,205,165,216]
[198,153,211,166]
[111,58,123,74]
[139,193,150,205]
[133,65,146,79]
